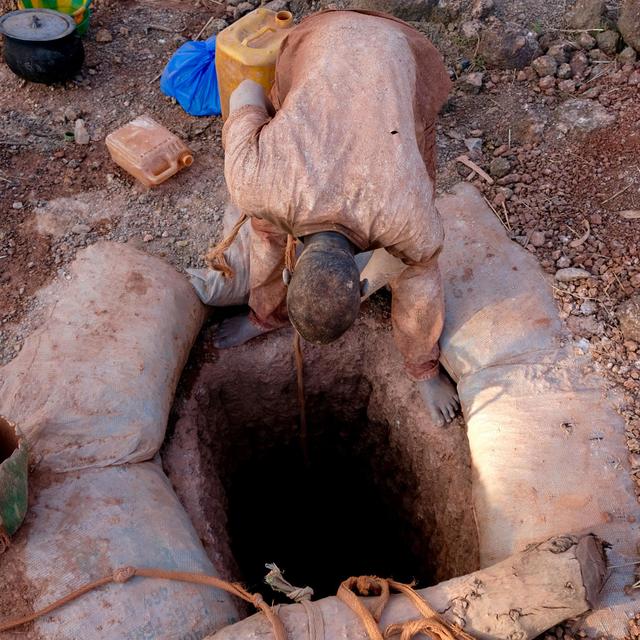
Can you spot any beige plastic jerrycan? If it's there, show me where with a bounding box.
[216,8,294,121]
[106,115,193,187]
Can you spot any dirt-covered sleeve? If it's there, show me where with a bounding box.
[222,104,273,216]
[389,256,444,380]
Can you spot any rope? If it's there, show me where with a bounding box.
[265,563,314,603]
[337,576,476,640]
[0,565,286,640]
[205,214,307,462]
[301,599,325,640]
[293,331,309,466]
[284,233,309,466]
[285,233,297,274]
[205,212,249,277]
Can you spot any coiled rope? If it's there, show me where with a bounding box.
[338,575,476,640]
[205,212,249,277]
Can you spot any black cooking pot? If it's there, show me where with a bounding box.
[0,9,84,84]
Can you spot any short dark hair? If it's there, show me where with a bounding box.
[287,245,361,344]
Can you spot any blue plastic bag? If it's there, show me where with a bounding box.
[160,37,221,117]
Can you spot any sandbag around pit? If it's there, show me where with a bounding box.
[0,242,239,639]
[0,242,206,473]
[4,462,239,638]
[436,183,640,638]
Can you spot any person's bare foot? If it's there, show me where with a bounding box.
[417,371,460,427]
[213,313,272,348]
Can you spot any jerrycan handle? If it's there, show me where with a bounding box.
[241,25,272,46]
[241,11,293,46]
[147,153,193,187]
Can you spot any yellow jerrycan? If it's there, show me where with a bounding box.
[216,8,294,121]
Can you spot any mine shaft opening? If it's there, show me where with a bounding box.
[165,319,479,604]
[225,392,436,599]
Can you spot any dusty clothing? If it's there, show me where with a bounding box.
[222,10,451,379]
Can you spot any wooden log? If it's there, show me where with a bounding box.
[208,534,606,640]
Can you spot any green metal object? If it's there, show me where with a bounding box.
[0,416,28,553]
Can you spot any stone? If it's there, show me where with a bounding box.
[555,267,593,282]
[489,157,511,178]
[547,43,571,64]
[557,256,572,269]
[461,20,481,39]
[617,295,640,342]
[570,50,590,76]
[557,63,573,79]
[471,0,494,18]
[555,98,616,132]
[142,234,154,243]
[532,54,558,77]
[497,173,521,186]
[464,137,483,155]
[203,18,229,37]
[567,315,603,336]
[478,23,541,69]
[580,300,598,315]
[74,119,90,145]
[263,0,288,9]
[577,32,597,50]
[589,48,610,61]
[346,0,436,20]
[493,144,509,156]
[581,85,602,98]
[12,201,23,210]
[461,71,484,93]
[618,0,640,52]
[71,223,91,235]
[63,106,81,122]
[538,32,556,52]
[515,118,546,144]
[95,28,113,43]
[539,75,556,90]
[558,79,577,92]
[596,30,620,55]
[628,69,640,85]
[530,231,545,247]
[619,45,637,63]
[565,0,605,29]
[234,2,254,18]
[589,213,602,225]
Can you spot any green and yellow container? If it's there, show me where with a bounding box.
[18,0,92,35]
[0,416,28,552]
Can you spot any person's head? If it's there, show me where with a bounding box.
[285,232,366,344]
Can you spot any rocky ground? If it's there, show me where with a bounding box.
[1,0,640,631]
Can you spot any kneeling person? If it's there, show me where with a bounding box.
[209,10,457,425]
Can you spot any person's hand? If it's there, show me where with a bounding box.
[230,79,273,115]
[416,371,460,427]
